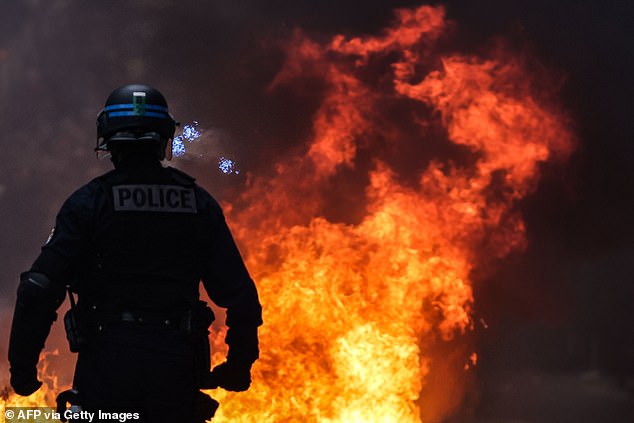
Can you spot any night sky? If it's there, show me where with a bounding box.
[0,1,632,421]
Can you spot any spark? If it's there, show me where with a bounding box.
[182,121,202,140]
[172,121,202,157]
[172,137,186,157]
[218,157,240,175]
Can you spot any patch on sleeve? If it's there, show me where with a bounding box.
[112,184,197,213]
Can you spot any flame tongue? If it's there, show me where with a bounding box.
[2,4,574,422]
[215,4,573,422]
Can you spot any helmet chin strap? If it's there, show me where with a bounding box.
[95,136,109,159]
[164,138,173,161]
[97,150,112,160]
[96,131,172,162]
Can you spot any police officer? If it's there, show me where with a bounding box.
[8,84,262,422]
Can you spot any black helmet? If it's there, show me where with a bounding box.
[96,84,177,153]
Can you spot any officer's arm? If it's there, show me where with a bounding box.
[8,188,92,396]
[222,278,262,364]
[8,272,65,396]
[200,202,262,365]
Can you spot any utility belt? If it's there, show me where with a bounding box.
[64,298,215,349]
[63,288,215,387]
[112,309,183,328]
[64,307,183,351]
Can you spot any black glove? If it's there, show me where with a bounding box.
[10,366,42,397]
[208,360,253,392]
[194,391,220,422]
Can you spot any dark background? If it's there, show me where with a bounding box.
[0,1,632,421]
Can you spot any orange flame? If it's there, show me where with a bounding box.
[212,4,573,422]
[1,351,66,420]
[2,4,574,422]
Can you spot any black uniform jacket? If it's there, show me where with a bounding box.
[31,159,262,362]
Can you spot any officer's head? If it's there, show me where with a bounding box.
[96,84,178,164]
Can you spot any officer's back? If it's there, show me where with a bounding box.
[8,85,262,423]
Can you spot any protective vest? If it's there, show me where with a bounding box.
[79,165,203,314]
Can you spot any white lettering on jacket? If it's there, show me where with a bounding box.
[112,185,197,213]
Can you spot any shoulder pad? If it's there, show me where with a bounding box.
[18,271,65,308]
[166,166,196,186]
[96,169,129,186]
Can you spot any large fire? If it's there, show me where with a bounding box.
[210,4,572,422]
[2,3,573,422]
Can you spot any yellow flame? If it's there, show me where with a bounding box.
[214,4,572,422]
[3,4,573,422]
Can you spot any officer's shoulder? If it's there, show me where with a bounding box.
[93,168,128,186]
[58,177,104,212]
[194,184,223,213]
[165,166,196,186]
[163,167,224,214]
[163,167,212,198]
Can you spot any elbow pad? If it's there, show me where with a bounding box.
[16,272,65,311]
[9,272,65,371]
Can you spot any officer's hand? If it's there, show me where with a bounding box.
[10,367,42,397]
[208,360,252,392]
